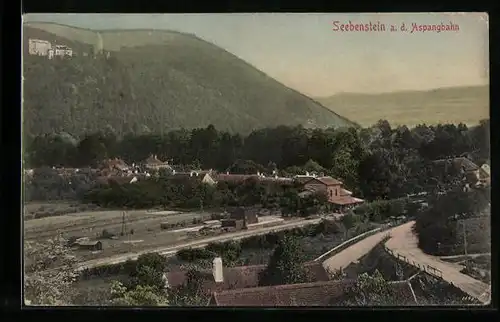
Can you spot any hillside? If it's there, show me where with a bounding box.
[22,23,355,137]
[316,86,489,128]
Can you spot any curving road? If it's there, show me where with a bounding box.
[321,227,391,273]
[76,218,322,271]
[385,221,491,304]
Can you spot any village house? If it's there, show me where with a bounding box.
[221,207,260,230]
[99,158,130,175]
[302,176,364,212]
[142,155,173,172]
[208,279,417,306]
[432,157,487,187]
[229,207,259,225]
[166,257,330,297]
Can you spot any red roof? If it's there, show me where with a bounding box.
[210,280,355,306]
[210,280,417,306]
[167,261,330,295]
[305,177,343,186]
[330,195,364,206]
[144,155,165,165]
[100,158,129,170]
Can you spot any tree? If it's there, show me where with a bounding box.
[258,235,308,286]
[110,281,169,306]
[135,252,166,273]
[414,185,490,255]
[126,252,167,290]
[24,237,80,306]
[168,267,209,306]
[339,270,399,306]
[77,133,109,167]
[128,265,166,291]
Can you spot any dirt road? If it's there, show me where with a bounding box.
[76,218,321,270]
[385,221,490,304]
[321,228,390,273]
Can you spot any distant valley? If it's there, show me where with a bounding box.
[316,85,489,128]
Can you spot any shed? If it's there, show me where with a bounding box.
[221,219,245,230]
[76,240,103,251]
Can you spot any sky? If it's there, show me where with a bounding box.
[23,13,489,97]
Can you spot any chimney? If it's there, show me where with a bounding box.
[172,169,176,175]
[190,171,194,177]
[213,257,224,283]
[306,171,310,176]
[162,272,169,289]
[226,171,229,175]
[257,171,260,176]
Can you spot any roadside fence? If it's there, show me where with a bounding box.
[383,244,443,279]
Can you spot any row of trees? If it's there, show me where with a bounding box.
[82,175,330,216]
[24,120,490,202]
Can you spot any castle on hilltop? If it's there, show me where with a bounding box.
[27,38,111,60]
[28,38,73,59]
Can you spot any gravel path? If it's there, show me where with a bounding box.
[385,221,490,304]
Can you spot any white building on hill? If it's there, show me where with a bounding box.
[28,38,52,56]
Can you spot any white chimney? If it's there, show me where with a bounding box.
[226,171,229,175]
[306,171,310,176]
[213,257,224,283]
[257,171,260,176]
[162,272,169,289]
[190,171,194,177]
[172,169,176,175]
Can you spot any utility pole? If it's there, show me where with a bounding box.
[462,220,468,256]
[121,211,126,236]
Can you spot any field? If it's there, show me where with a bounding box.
[317,85,489,128]
[24,209,214,261]
[23,201,100,220]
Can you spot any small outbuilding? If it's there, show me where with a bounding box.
[76,240,103,251]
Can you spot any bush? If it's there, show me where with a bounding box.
[135,253,166,274]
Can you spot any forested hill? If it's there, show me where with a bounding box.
[22,23,355,137]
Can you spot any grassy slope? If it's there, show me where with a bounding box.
[23,22,354,136]
[316,86,489,128]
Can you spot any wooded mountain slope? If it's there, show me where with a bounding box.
[23,23,355,136]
